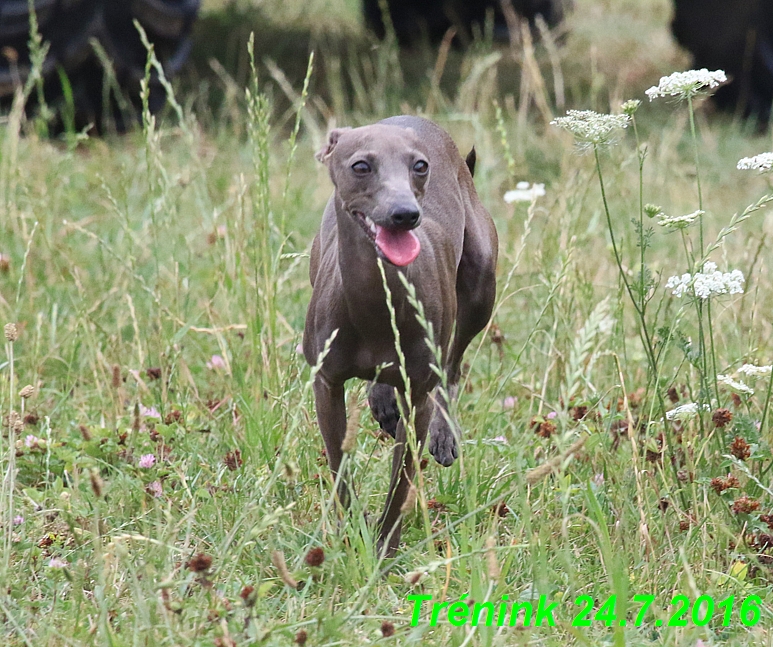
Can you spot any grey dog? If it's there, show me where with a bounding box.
[303,115,498,555]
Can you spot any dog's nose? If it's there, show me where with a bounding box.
[390,208,421,229]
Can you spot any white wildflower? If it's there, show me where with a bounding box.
[658,209,703,230]
[504,182,546,203]
[665,273,692,297]
[737,152,773,172]
[717,374,754,396]
[550,110,630,149]
[666,402,710,420]
[738,364,773,378]
[665,262,744,299]
[621,99,641,116]
[645,69,726,101]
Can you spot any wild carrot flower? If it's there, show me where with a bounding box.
[737,152,773,172]
[738,364,772,378]
[504,182,546,203]
[139,453,156,468]
[666,402,710,420]
[645,69,726,101]
[550,110,630,149]
[621,99,641,115]
[717,374,754,396]
[665,262,744,299]
[658,210,703,230]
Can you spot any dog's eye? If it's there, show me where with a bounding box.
[413,160,429,175]
[352,161,371,175]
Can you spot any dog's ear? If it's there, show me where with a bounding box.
[316,128,351,164]
[465,147,476,177]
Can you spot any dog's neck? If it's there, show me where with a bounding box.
[333,196,412,329]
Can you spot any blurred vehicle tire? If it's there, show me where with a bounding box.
[672,0,773,126]
[0,0,200,133]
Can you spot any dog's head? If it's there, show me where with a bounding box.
[316,124,430,267]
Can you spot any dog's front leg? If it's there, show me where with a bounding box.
[377,394,432,557]
[427,383,459,467]
[313,374,351,508]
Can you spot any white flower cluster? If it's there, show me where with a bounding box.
[645,69,727,101]
[504,182,546,203]
[658,209,703,230]
[717,374,754,396]
[737,152,773,172]
[665,262,745,299]
[550,110,630,149]
[665,402,710,420]
[621,99,641,115]
[738,364,773,378]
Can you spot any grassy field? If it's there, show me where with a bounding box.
[3,0,773,645]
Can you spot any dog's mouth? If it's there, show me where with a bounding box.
[351,210,421,267]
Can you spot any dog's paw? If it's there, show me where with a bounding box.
[428,413,458,467]
[368,382,400,439]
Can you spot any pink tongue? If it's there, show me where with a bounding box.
[374,226,421,266]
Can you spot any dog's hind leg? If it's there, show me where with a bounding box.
[313,375,352,507]
[368,382,400,438]
[377,393,432,557]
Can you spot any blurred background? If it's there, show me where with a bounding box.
[1,0,771,134]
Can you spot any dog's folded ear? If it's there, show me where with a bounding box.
[316,128,352,164]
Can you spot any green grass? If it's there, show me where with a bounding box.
[3,0,773,645]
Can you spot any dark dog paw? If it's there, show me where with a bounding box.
[368,382,400,438]
[428,413,458,467]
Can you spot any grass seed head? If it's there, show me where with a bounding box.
[271,550,298,589]
[400,484,418,514]
[89,469,104,498]
[4,322,18,342]
[111,365,121,389]
[485,536,500,580]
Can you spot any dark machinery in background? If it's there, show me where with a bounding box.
[0,0,199,132]
[672,0,773,126]
[0,0,770,132]
[362,0,568,45]
[367,0,773,126]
